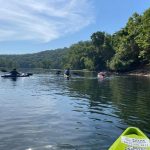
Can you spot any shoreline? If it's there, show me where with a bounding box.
[127,73,150,77]
[102,64,150,77]
[126,64,150,77]
[117,64,150,77]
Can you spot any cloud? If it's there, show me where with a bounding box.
[0,0,94,42]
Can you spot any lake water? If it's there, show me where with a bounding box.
[0,71,150,150]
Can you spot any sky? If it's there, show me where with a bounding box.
[0,0,150,54]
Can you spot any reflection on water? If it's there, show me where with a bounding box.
[0,72,150,150]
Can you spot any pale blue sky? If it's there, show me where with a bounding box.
[0,0,150,54]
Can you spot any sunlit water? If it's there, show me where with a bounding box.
[0,71,150,150]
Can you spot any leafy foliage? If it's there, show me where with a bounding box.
[109,9,150,71]
[0,48,68,69]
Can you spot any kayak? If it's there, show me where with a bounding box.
[109,127,150,150]
[97,72,106,79]
[64,74,70,78]
[1,73,32,78]
[97,74,104,79]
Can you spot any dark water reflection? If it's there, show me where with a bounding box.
[0,72,150,150]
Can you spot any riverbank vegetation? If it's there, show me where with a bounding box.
[0,8,150,72]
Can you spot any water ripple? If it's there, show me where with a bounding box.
[0,74,150,149]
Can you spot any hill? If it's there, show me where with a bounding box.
[0,48,68,69]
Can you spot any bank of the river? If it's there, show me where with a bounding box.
[127,64,150,77]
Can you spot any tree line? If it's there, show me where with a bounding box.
[65,8,150,72]
[0,48,68,69]
[0,8,150,72]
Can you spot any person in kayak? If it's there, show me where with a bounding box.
[10,68,20,77]
[97,72,106,79]
[64,68,71,77]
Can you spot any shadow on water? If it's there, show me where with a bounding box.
[1,76,18,87]
[66,75,150,134]
[108,76,150,134]
[10,77,18,82]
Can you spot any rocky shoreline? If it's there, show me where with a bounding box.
[128,72,150,77]
[125,64,150,77]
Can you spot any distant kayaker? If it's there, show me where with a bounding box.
[10,68,20,77]
[97,72,106,79]
[64,68,70,76]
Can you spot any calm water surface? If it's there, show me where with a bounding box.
[0,72,150,150]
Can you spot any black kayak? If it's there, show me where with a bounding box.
[1,73,32,78]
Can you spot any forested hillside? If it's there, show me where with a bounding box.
[0,8,150,72]
[65,8,150,72]
[0,48,68,69]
